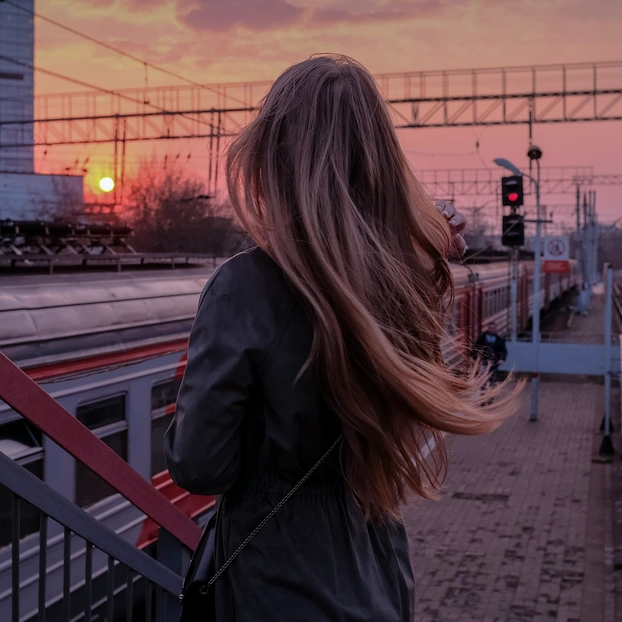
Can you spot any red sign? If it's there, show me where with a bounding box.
[544,259,569,273]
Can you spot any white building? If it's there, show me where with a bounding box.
[0,0,34,173]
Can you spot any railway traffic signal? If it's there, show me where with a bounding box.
[502,214,525,247]
[501,175,524,208]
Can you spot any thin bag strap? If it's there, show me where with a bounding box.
[207,434,342,587]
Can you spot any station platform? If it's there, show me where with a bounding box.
[403,289,619,622]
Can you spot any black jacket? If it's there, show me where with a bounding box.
[471,331,507,364]
[164,247,415,621]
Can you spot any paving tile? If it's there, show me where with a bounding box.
[402,380,614,621]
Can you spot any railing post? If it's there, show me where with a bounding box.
[600,265,615,456]
[157,528,187,622]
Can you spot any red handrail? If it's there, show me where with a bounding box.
[0,352,202,550]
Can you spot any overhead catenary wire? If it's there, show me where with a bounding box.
[0,53,216,132]
[404,148,478,157]
[2,0,248,107]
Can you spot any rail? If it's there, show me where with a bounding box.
[1,451,181,622]
[0,352,202,550]
[0,351,206,620]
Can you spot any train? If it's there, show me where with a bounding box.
[0,252,578,620]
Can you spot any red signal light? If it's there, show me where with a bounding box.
[508,192,519,202]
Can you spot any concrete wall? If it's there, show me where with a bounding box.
[0,172,84,220]
[0,0,35,173]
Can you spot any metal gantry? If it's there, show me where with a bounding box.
[1,60,621,145]
[414,165,611,198]
[387,60,622,128]
[1,60,621,195]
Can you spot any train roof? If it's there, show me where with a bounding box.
[0,257,543,370]
[450,260,534,287]
[0,265,221,368]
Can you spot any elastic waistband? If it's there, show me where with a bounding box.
[242,474,346,496]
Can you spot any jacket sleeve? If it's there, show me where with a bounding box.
[164,268,262,495]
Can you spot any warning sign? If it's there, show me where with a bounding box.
[543,236,569,273]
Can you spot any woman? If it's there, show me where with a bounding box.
[165,55,516,621]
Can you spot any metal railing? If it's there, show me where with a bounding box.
[0,252,222,274]
[1,451,181,622]
[0,352,204,620]
[0,352,201,551]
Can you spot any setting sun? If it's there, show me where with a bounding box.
[99,177,115,192]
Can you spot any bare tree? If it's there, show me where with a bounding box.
[125,163,248,255]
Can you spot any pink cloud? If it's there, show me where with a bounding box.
[311,1,441,25]
[174,0,443,32]
[177,0,304,32]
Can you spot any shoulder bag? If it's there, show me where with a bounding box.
[179,435,342,621]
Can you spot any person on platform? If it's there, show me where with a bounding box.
[471,322,508,385]
[576,284,590,316]
[164,55,518,622]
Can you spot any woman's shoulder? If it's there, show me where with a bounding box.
[221,245,281,276]
[198,245,294,312]
[194,246,299,356]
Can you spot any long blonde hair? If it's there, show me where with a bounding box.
[226,55,518,520]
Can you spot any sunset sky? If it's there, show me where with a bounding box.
[32,0,622,224]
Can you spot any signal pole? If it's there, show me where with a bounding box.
[530,152,542,422]
[510,246,519,341]
[499,176,525,342]
[583,193,590,289]
[575,184,582,285]
[495,144,544,422]
[591,190,605,283]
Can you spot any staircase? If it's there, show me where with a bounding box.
[0,353,205,621]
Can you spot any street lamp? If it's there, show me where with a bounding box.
[494,147,543,421]
[493,158,523,177]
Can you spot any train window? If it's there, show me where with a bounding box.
[75,395,128,508]
[0,462,43,550]
[77,394,126,430]
[151,379,181,476]
[0,419,42,461]
[0,419,44,548]
[151,378,181,413]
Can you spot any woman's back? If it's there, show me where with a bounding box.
[165,247,414,621]
[165,54,517,621]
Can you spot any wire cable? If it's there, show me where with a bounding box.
[404,148,478,157]
[0,54,158,110]
[0,53,215,131]
[2,0,248,107]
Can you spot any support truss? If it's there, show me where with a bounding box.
[417,167,622,198]
[1,61,621,197]
[1,60,621,149]
[387,60,622,127]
